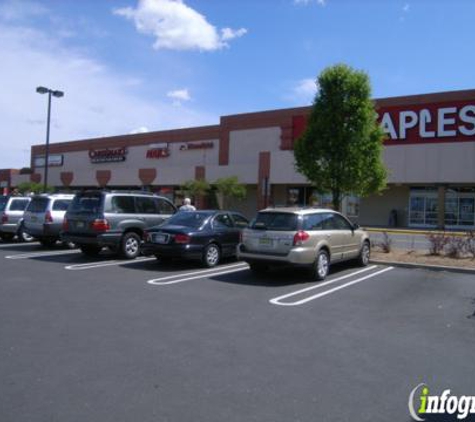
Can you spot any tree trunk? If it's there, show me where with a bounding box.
[332,190,341,212]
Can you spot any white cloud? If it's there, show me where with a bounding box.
[129,126,150,134]
[0,22,216,168]
[114,0,247,51]
[287,78,318,104]
[294,0,326,6]
[167,88,191,106]
[0,0,48,21]
[403,3,410,12]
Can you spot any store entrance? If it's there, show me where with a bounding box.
[408,188,438,228]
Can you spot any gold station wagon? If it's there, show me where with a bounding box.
[237,207,370,280]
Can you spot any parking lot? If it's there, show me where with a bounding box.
[1,241,474,422]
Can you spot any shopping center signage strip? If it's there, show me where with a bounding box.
[89,147,128,163]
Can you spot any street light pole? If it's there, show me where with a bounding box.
[36,86,64,193]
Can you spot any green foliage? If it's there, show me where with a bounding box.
[181,179,210,198]
[294,64,387,210]
[16,181,54,194]
[213,176,247,209]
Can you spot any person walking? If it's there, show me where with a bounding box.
[179,197,196,211]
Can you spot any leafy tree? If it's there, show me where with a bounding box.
[181,179,210,200]
[16,181,54,194]
[294,64,387,211]
[213,176,246,209]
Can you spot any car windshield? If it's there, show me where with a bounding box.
[0,196,7,211]
[27,197,49,213]
[166,212,213,229]
[69,194,102,213]
[252,212,299,231]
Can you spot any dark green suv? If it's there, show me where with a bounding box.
[61,191,176,259]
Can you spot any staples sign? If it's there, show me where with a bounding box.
[379,101,475,144]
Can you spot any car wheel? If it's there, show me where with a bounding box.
[357,241,371,267]
[249,263,268,275]
[120,232,141,259]
[0,233,14,242]
[61,241,77,249]
[40,238,57,248]
[310,249,330,281]
[202,243,220,268]
[80,244,102,257]
[17,225,34,243]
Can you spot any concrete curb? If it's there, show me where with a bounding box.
[370,258,475,275]
[365,228,467,236]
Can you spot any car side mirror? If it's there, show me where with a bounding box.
[352,223,360,230]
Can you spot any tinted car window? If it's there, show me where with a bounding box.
[27,197,49,213]
[213,214,233,229]
[231,213,249,228]
[253,212,298,231]
[111,196,135,214]
[0,196,8,211]
[70,195,102,213]
[166,212,212,229]
[321,213,335,230]
[156,198,175,215]
[303,213,325,230]
[332,214,352,230]
[52,199,72,211]
[9,199,29,211]
[136,197,158,214]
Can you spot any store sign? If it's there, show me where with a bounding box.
[34,154,64,167]
[179,141,214,151]
[378,101,475,144]
[146,143,170,159]
[89,147,127,163]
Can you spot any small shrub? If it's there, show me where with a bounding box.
[378,232,392,253]
[426,232,449,256]
[445,236,466,259]
[465,231,475,260]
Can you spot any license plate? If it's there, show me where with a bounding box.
[76,221,85,229]
[259,237,273,247]
[153,233,168,244]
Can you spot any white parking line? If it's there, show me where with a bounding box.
[270,266,394,306]
[65,257,156,270]
[5,250,80,260]
[147,262,249,286]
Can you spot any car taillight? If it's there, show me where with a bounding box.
[44,211,53,224]
[62,218,69,231]
[174,234,190,244]
[1,212,7,224]
[90,219,110,232]
[293,230,310,246]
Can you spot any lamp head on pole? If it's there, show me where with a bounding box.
[36,86,49,94]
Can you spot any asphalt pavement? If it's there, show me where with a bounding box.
[0,241,474,422]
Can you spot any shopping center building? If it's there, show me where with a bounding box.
[7,88,475,229]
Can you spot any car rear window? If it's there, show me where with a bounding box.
[0,196,8,211]
[27,197,49,213]
[52,199,72,211]
[252,212,299,231]
[9,199,30,211]
[69,195,102,213]
[167,212,212,229]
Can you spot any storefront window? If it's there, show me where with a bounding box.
[445,188,475,229]
[408,187,438,228]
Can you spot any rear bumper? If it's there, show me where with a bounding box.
[141,242,203,260]
[237,244,316,265]
[24,224,61,239]
[0,223,19,234]
[61,231,123,247]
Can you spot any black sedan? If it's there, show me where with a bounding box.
[141,210,249,267]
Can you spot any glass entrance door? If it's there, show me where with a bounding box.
[409,188,438,228]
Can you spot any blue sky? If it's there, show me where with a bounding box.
[1,0,474,168]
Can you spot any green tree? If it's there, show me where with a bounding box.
[294,64,387,211]
[16,181,54,194]
[181,179,210,201]
[213,176,246,210]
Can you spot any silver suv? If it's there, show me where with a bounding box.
[23,194,75,247]
[61,190,177,259]
[0,195,32,242]
[237,207,370,280]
